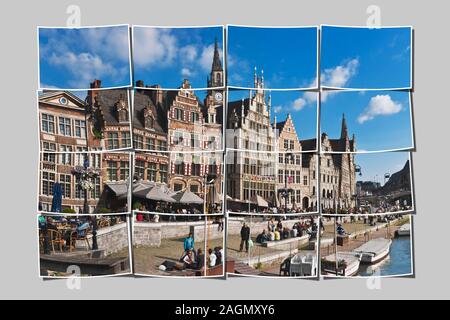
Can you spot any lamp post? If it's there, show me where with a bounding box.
[355,164,362,212]
[72,158,100,250]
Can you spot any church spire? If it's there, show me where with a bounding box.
[341,113,349,139]
[211,37,223,72]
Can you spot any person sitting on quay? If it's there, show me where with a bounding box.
[256,229,269,244]
[267,219,275,233]
[77,219,91,237]
[281,227,290,240]
[208,248,217,268]
[268,229,275,241]
[274,228,281,241]
[290,226,298,238]
[214,246,223,265]
[195,248,204,271]
[219,246,224,263]
[276,220,283,231]
[182,249,195,269]
[336,223,349,236]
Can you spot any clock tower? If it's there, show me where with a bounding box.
[205,37,224,124]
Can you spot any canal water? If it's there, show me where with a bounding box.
[358,237,412,277]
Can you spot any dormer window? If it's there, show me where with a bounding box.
[116,95,128,123]
[144,108,154,129]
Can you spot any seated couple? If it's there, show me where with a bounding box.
[180,248,204,270]
[256,227,302,244]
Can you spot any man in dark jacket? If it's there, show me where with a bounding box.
[239,223,251,252]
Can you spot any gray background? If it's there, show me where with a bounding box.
[0,0,447,299]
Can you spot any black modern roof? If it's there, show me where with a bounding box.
[300,138,317,152]
[275,120,286,132]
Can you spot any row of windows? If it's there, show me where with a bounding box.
[278,170,304,185]
[321,157,333,167]
[173,108,202,123]
[322,174,338,184]
[107,132,131,149]
[173,163,219,177]
[278,154,301,165]
[134,160,168,183]
[173,183,200,194]
[106,161,130,181]
[134,135,168,151]
[41,172,100,199]
[248,120,270,134]
[242,158,276,176]
[172,132,218,149]
[41,113,86,138]
[242,180,276,201]
[283,139,296,151]
[42,146,100,168]
[242,138,274,152]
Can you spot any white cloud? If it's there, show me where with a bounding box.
[181,68,193,77]
[292,97,307,111]
[322,58,359,88]
[48,51,125,88]
[180,45,198,63]
[273,105,282,113]
[198,44,216,71]
[133,28,222,80]
[84,27,130,62]
[294,58,360,105]
[357,95,402,124]
[133,28,178,68]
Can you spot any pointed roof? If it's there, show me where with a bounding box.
[211,38,223,72]
[340,113,348,139]
[39,90,86,110]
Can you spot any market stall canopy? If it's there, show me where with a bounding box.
[134,185,176,202]
[172,190,204,204]
[250,194,269,207]
[105,181,129,198]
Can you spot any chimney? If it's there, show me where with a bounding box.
[148,85,163,106]
[87,79,102,105]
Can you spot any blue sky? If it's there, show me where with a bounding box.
[228,89,318,142]
[321,26,412,89]
[227,26,318,89]
[321,90,413,152]
[355,152,411,186]
[39,25,131,90]
[133,26,223,89]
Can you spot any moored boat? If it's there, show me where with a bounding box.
[321,252,361,277]
[353,238,392,264]
[395,223,410,237]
